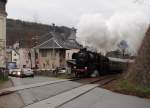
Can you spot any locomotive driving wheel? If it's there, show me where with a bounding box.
[72,71,78,78]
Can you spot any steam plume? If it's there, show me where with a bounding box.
[77,10,150,54]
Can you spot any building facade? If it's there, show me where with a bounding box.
[0,0,7,68]
[38,49,66,70]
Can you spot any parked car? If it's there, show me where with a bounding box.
[57,67,66,73]
[9,68,34,78]
[22,68,34,77]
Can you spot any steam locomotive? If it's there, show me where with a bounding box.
[67,48,134,77]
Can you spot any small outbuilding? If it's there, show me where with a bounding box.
[34,29,82,70]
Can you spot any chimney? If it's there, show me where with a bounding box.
[52,23,55,32]
[68,27,77,40]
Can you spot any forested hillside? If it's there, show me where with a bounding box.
[6,19,72,48]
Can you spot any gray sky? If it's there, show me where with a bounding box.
[6,0,149,27]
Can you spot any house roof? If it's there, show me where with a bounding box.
[35,37,63,49]
[34,30,82,50]
[6,48,19,55]
[36,32,53,46]
[63,39,82,49]
[35,32,66,49]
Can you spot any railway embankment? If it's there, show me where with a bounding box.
[103,78,150,99]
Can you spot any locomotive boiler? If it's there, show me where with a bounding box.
[71,48,109,77]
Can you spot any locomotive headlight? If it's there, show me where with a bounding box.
[17,72,21,76]
[85,67,87,70]
[73,66,77,69]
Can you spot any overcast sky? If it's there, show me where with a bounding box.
[6,0,149,27]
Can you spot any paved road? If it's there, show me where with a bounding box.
[0,92,24,108]
[10,76,82,106]
[24,84,98,108]
[8,76,150,108]
[60,88,150,108]
[10,76,60,86]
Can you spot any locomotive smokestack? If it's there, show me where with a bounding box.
[81,48,87,52]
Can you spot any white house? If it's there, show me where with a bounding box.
[11,48,34,68]
[11,49,19,67]
[8,42,34,68]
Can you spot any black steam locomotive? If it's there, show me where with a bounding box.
[68,48,134,77]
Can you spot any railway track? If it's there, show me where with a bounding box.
[23,74,118,108]
[70,74,118,87]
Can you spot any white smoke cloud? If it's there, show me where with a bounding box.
[77,2,150,54]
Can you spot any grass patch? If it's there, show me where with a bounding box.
[116,80,150,98]
[0,76,9,82]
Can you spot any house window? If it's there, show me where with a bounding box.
[54,50,57,56]
[14,54,17,56]
[68,53,70,58]
[41,50,47,57]
[13,59,17,61]
[51,50,57,58]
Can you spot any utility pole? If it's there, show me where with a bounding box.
[52,23,55,69]
[28,32,33,68]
